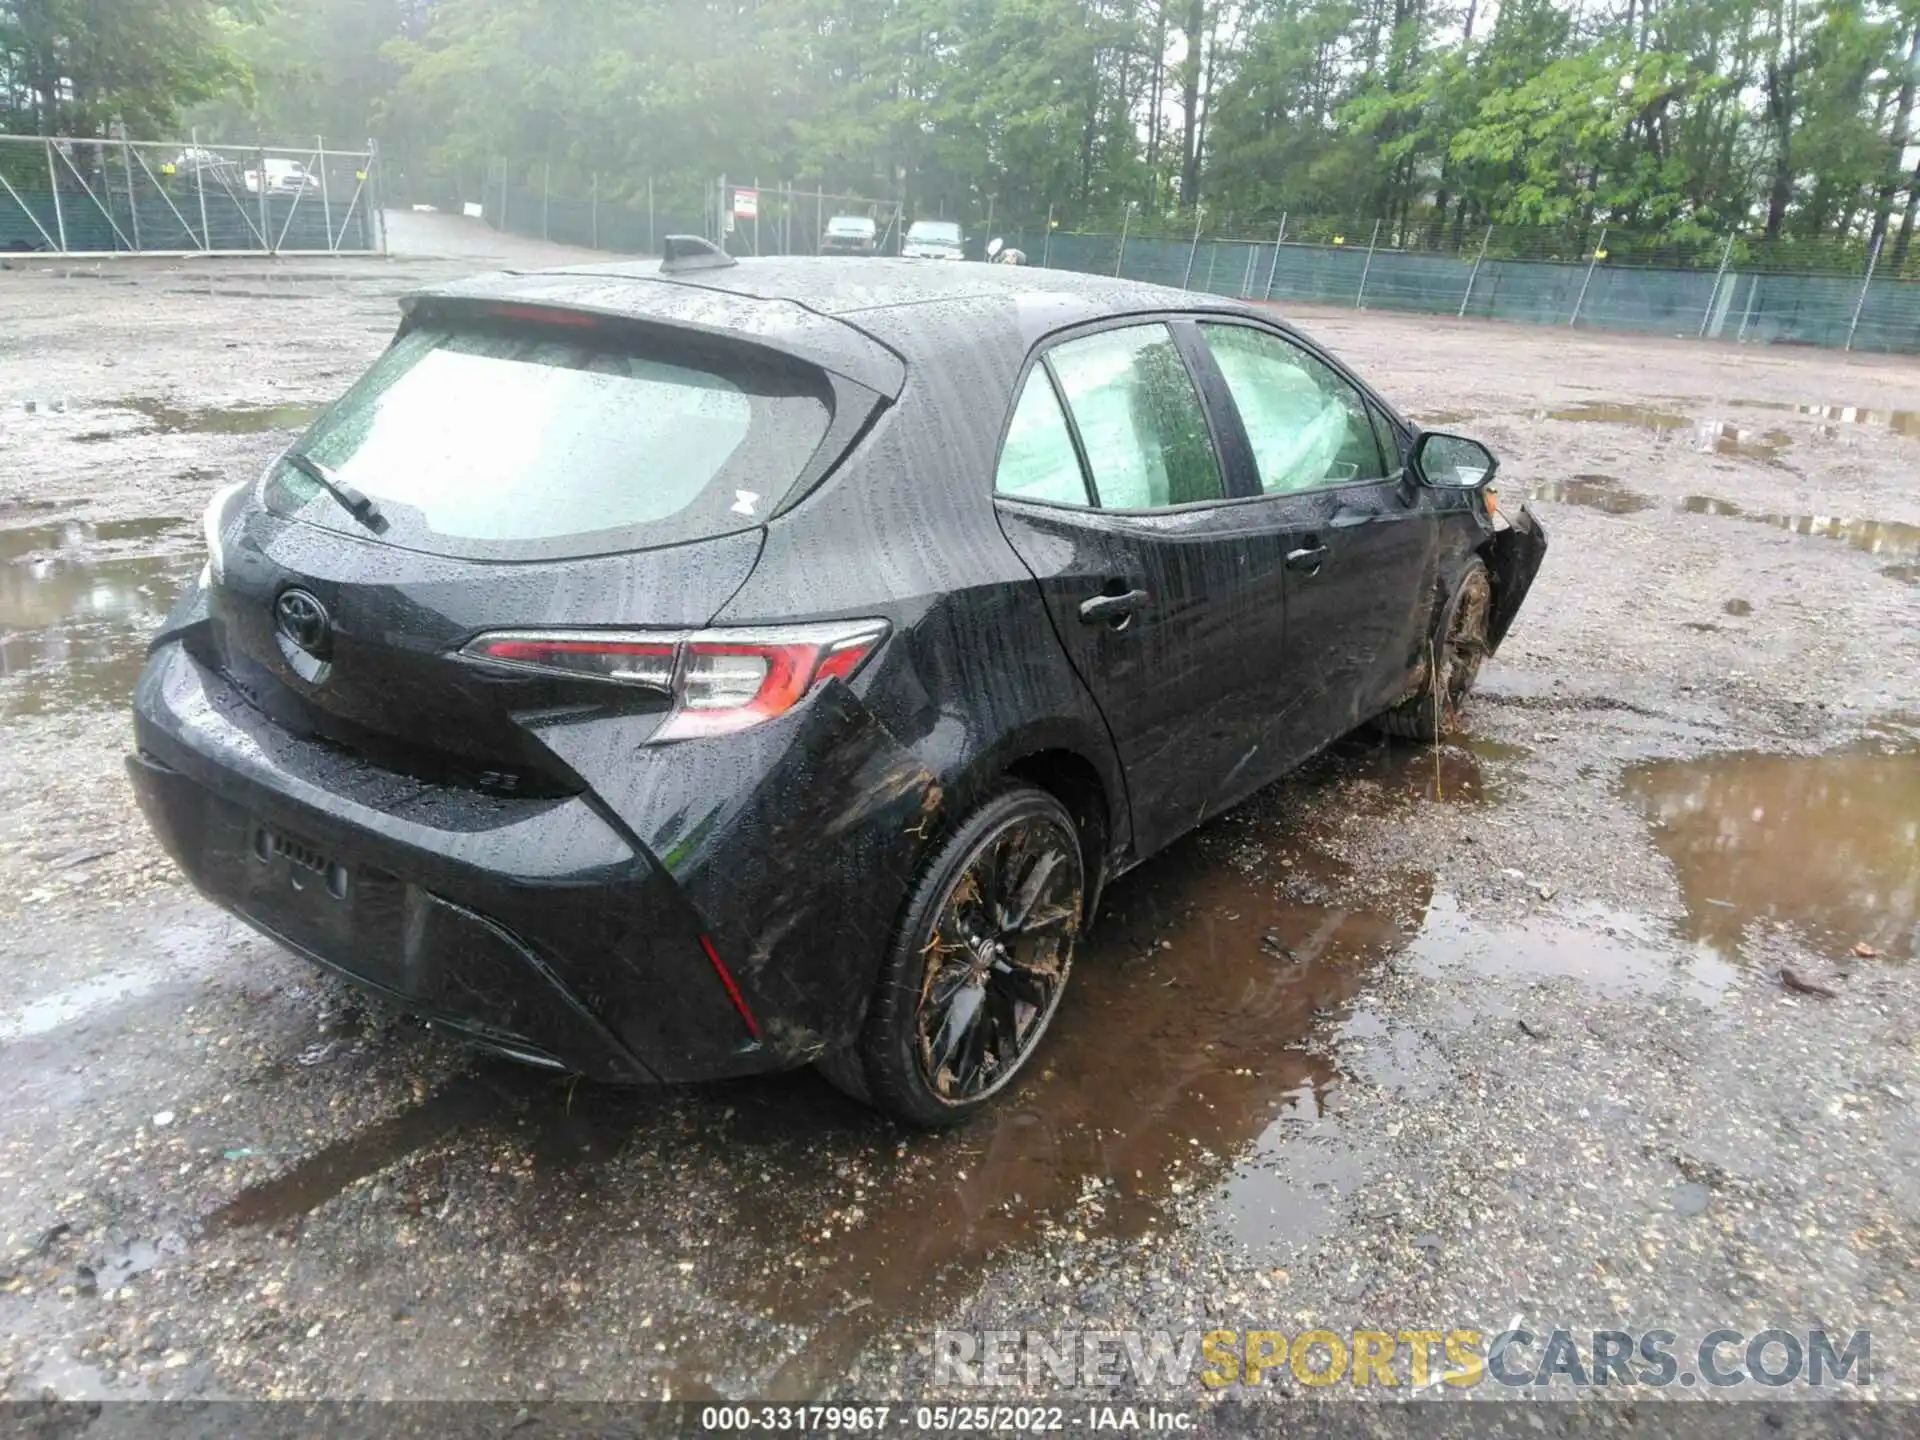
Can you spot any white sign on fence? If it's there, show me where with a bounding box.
[733,188,759,219]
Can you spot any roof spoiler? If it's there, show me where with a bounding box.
[660,235,738,274]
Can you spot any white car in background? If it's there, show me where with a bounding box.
[243,158,320,195]
[902,219,965,259]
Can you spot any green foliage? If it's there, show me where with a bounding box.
[1,0,251,134]
[11,0,1920,246]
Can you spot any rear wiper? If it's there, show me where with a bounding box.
[281,450,387,533]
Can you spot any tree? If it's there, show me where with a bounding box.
[0,0,248,135]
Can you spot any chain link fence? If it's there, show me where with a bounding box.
[473,169,1918,355]
[0,132,384,256]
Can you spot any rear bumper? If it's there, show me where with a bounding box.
[127,745,650,1079]
[129,639,937,1083]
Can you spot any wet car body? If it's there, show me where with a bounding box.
[129,256,1545,1100]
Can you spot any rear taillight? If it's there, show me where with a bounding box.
[458,621,888,742]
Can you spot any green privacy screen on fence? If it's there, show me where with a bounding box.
[0,136,382,255]
[478,184,1920,354]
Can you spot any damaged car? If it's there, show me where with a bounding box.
[128,238,1546,1127]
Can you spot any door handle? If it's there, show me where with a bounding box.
[1078,588,1149,626]
[1286,544,1329,573]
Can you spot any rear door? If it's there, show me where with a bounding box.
[1193,321,1440,765]
[992,320,1292,857]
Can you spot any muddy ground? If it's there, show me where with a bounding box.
[1,213,1916,1414]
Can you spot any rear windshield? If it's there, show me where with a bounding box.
[264,322,833,559]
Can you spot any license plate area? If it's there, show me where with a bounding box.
[251,822,350,901]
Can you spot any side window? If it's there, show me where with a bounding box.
[994,369,1091,506]
[1046,324,1225,509]
[1199,324,1387,494]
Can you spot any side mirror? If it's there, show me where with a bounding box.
[1412,431,1498,488]
[986,236,1005,260]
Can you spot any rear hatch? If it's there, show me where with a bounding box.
[200,298,887,796]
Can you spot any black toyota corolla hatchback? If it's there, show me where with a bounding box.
[129,241,1545,1126]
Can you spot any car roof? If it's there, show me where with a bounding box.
[406,257,1270,391]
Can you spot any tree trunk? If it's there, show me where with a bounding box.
[1871,26,1920,249]
[1893,153,1920,270]
[1179,0,1206,204]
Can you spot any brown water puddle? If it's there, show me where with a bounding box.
[1678,497,1920,560]
[1538,404,1792,465]
[0,520,197,715]
[1625,748,1920,963]
[1731,401,1920,437]
[1527,475,1654,515]
[1543,402,1690,430]
[74,399,324,443]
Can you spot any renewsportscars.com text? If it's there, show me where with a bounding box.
[933,1326,1872,1390]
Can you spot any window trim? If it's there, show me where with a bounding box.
[1192,316,1401,497]
[991,312,1239,517]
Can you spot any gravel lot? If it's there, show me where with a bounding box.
[1,213,1916,1418]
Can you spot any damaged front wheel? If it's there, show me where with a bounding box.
[840,784,1085,1127]
[1376,558,1492,743]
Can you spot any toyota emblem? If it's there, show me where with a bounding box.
[275,588,332,658]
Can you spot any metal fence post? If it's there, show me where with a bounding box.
[318,135,334,253]
[46,139,67,252]
[1459,224,1492,318]
[590,173,599,250]
[192,127,210,252]
[1203,245,1218,292]
[1263,214,1286,300]
[1569,225,1607,326]
[256,146,272,254]
[1239,243,1256,297]
[1699,233,1735,338]
[541,161,550,240]
[1182,207,1203,289]
[1736,274,1760,344]
[119,128,140,251]
[1114,202,1133,277]
[1042,202,1054,268]
[1355,218,1381,307]
[648,177,656,253]
[1846,234,1884,352]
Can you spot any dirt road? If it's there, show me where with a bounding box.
[1,217,1915,1411]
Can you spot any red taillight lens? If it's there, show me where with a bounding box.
[457,621,887,742]
[461,634,677,690]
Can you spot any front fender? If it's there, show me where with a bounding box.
[1483,502,1548,652]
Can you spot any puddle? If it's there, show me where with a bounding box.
[1886,564,1918,585]
[1690,420,1792,465]
[1679,499,1920,560]
[1543,402,1691,429]
[0,516,186,562]
[0,550,195,715]
[1625,748,1920,962]
[1538,405,1791,465]
[105,399,323,436]
[1415,410,1483,427]
[1723,598,1753,616]
[1409,892,1737,1007]
[1526,475,1654,515]
[1735,402,1920,436]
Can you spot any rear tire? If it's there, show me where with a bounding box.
[1376,559,1492,743]
[845,783,1085,1128]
